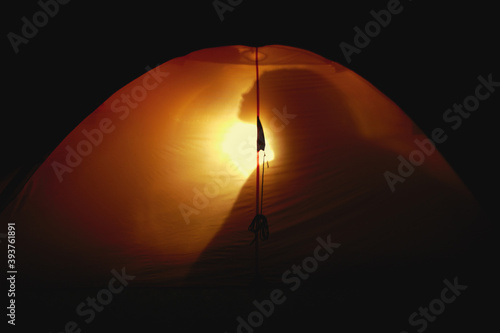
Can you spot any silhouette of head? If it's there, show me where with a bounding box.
[238,68,359,157]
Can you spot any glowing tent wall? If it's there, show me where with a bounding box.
[2,45,483,286]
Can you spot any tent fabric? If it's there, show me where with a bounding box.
[2,45,484,287]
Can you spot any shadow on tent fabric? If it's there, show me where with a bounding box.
[183,68,485,287]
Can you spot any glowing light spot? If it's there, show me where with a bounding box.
[222,122,275,177]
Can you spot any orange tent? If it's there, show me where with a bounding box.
[2,45,484,287]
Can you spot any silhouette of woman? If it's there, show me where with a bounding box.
[184,68,482,287]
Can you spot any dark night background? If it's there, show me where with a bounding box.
[1,0,498,332]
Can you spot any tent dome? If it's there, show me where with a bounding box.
[3,45,484,287]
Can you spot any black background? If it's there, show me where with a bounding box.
[2,0,498,332]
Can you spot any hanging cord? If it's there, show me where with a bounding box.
[255,47,260,219]
[260,152,266,214]
[249,46,269,246]
[249,153,269,245]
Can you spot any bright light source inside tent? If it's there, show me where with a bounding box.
[222,123,275,177]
